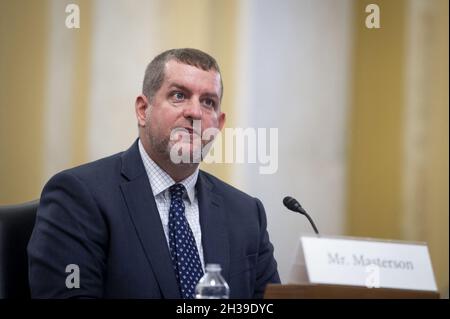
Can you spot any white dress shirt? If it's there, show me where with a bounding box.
[138,139,205,270]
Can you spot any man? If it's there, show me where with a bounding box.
[28,48,280,298]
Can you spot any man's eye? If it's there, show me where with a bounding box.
[173,92,185,101]
[202,99,215,108]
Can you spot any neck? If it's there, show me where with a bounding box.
[140,138,199,182]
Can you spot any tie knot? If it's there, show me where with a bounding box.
[169,183,186,200]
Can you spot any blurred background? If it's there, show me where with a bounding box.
[0,0,448,295]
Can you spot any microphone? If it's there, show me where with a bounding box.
[283,196,320,235]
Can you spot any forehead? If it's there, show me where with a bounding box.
[162,60,221,95]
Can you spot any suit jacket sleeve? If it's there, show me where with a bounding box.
[254,198,281,298]
[27,171,108,298]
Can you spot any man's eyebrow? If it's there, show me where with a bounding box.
[167,83,191,92]
[168,83,219,100]
[202,91,219,97]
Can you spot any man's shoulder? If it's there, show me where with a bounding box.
[42,139,140,187]
[49,151,126,186]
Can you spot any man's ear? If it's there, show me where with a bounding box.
[218,112,226,131]
[135,94,149,127]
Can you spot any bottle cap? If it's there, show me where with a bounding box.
[205,263,221,272]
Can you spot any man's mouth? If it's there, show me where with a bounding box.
[180,127,201,136]
[171,127,202,143]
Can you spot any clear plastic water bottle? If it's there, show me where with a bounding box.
[195,263,230,299]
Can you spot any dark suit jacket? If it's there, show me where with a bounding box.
[27,140,280,298]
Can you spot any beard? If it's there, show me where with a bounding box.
[146,123,204,165]
[149,129,171,156]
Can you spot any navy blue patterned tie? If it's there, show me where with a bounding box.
[168,183,204,299]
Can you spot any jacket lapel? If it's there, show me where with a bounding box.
[119,141,180,298]
[197,172,230,280]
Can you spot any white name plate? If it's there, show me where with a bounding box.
[300,236,437,291]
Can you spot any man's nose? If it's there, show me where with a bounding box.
[183,100,202,120]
